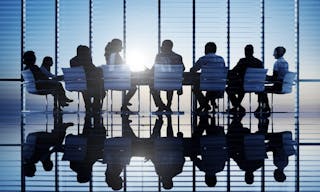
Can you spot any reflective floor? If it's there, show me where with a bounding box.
[0,89,320,192]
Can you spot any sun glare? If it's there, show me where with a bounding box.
[126,50,152,72]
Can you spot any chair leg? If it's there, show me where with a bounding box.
[45,95,48,112]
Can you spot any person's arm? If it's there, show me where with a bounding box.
[190,58,202,73]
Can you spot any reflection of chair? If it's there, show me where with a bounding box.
[62,67,87,110]
[243,133,266,160]
[103,137,132,165]
[153,137,184,164]
[243,68,268,112]
[200,136,227,172]
[22,69,57,111]
[62,134,87,161]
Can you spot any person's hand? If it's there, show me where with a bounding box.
[177,89,183,95]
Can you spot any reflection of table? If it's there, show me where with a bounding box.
[131,71,199,86]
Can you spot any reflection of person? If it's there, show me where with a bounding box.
[191,114,227,187]
[23,51,73,108]
[150,113,185,189]
[70,45,106,113]
[267,131,295,183]
[190,42,226,113]
[23,113,72,177]
[104,39,137,112]
[150,40,185,112]
[227,115,265,184]
[40,56,63,81]
[226,45,263,114]
[69,114,106,183]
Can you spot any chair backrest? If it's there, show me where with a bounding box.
[62,134,87,161]
[101,64,131,91]
[200,66,228,92]
[62,67,87,92]
[243,68,268,92]
[243,133,266,160]
[280,72,296,94]
[22,69,38,94]
[154,64,183,91]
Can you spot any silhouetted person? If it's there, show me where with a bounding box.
[104,39,137,112]
[150,39,185,112]
[69,114,106,183]
[257,46,290,115]
[227,115,265,184]
[191,114,227,187]
[190,42,226,113]
[23,51,73,108]
[226,45,264,114]
[40,56,63,81]
[23,113,73,177]
[70,45,106,113]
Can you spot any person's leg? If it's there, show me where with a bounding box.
[82,91,92,113]
[193,84,210,112]
[166,90,173,111]
[150,87,165,111]
[123,86,137,106]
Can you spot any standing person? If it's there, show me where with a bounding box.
[190,42,226,113]
[226,44,263,114]
[40,56,63,80]
[151,39,185,112]
[70,45,105,114]
[105,39,137,112]
[23,51,72,108]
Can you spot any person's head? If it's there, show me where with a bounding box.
[244,44,254,58]
[205,42,217,54]
[42,56,53,68]
[245,171,254,184]
[110,39,123,53]
[273,46,286,59]
[23,163,36,177]
[161,39,173,53]
[106,175,123,190]
[23,51,36,66]
[274,168,286,182]
[77,45,90,57]
[104,42,112,63]
[77,170,91,183]
[162,177,174,189]
[205,173,217,187]
[41,158,53,171]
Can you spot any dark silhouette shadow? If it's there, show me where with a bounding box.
[227,114,266,184]
[23,112,73,177]
[190,114,227,187]
[190,42,226,113]
[150,40,185,112]
[70,45,106,114]
[226,45,264,114]
[23,51,73,109]
[65,114,106,183]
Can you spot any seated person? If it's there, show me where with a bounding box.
[190,42,226,113]
[70,45,106,113]
[150,40,185,112]
[23,51,73,108]
[226,45,263,114]
[256,46,289,114]
[104,39,137,112]
[40,56,63,81]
